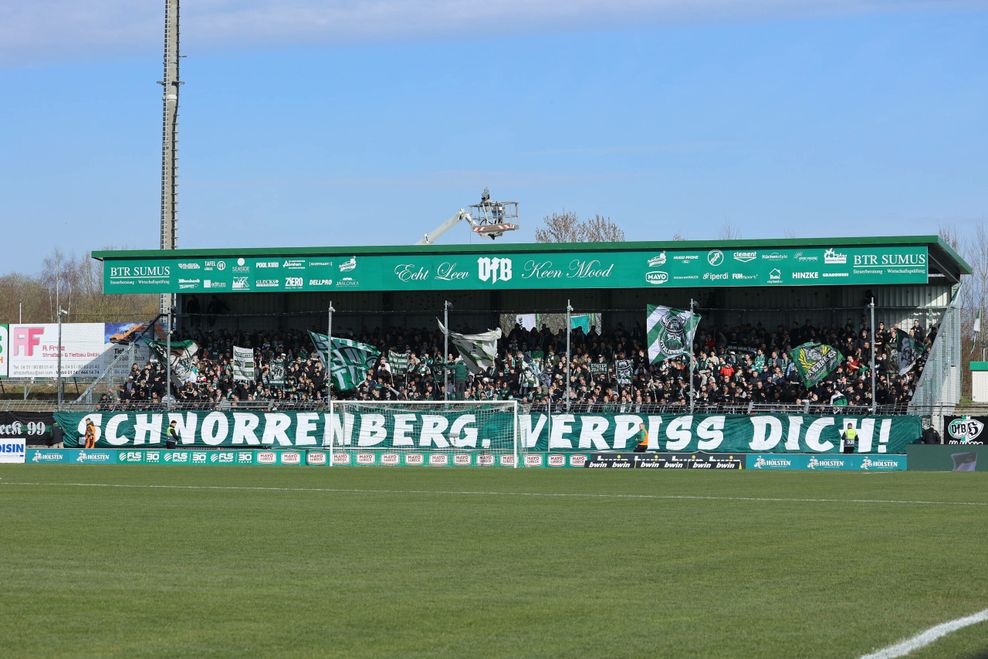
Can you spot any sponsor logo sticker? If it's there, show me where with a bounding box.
[732,251,756,263]
[381,453,400,465]
[645,271,669,285]
[824,248,847,265]
[257,451,277,464]
[429,453,450,465]
[477,257,513,284]
[454,454,471,466]
[405,453,424,465]
[356,453,376,465]
[647,252,667,267]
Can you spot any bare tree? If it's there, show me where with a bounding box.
[0,249,157,324]
[535,212,625,243]
[718,223,742,240]
[939,223,988,396]
[578,215,625,242]
[671,232,686,241]
[534,212,582,243]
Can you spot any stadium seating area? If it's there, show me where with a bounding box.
[104,318,934,411]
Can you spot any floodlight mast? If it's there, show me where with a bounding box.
[416,189,519,245]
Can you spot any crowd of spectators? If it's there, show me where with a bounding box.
[104,318,934,411]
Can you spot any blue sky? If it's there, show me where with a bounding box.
[1,1,986,275]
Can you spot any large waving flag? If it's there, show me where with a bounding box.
[309,331,381,392]
[437,321,501,374]
[895,329,925,376]
[646,305,700,364]
[147,339,199,385]
[789,342,843,388]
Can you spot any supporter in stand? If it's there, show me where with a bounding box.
[108,319,933,411]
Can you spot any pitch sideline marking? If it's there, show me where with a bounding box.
[860,608,988,659]
[2,480,988,507]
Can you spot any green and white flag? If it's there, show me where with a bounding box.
[232,346,254,382]
[895,329,925,375]
[148,339,199,385]
[646,305,700,364]
[309,331,381,392]
[269,358,286,388]
[615,359,633,386]
[789,342,843,388]
[388,350,410,372]
[437,321,501,374]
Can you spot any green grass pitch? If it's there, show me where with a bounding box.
[1,466,987,657]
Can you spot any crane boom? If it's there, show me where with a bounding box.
[417,210,472,246]
[415,189,519,245]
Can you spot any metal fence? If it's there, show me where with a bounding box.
[0,398,916,417]
[908,284,963,430]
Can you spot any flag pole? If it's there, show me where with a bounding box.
[326,302,334,407]
[869,297,876,414]
[689,298,696,414]
[165,305,172,409]
[566,299,572,412]
[56,279,64,411]
[443,300,450,401]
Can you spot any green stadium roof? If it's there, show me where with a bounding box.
[93,234,970,275]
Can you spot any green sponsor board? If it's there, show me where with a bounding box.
[745,453,907,471]
[25,449,120,464]
[102,246,929,294]
[23,448,594,468]
[905,445,988,471]
[55,411,921,454]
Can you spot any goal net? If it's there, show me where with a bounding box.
[328,400,519,467]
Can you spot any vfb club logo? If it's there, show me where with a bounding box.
[478,257,512,284]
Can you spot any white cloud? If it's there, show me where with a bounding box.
[1,0,983,64]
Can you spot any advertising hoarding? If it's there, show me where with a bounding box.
[1,322,149,379]
[101,245,929,294]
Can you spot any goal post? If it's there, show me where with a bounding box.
[327,400,520,467]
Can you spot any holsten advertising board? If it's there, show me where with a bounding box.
[55,411,921,454]
[101,245,929,294]
[0,322,150,379]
